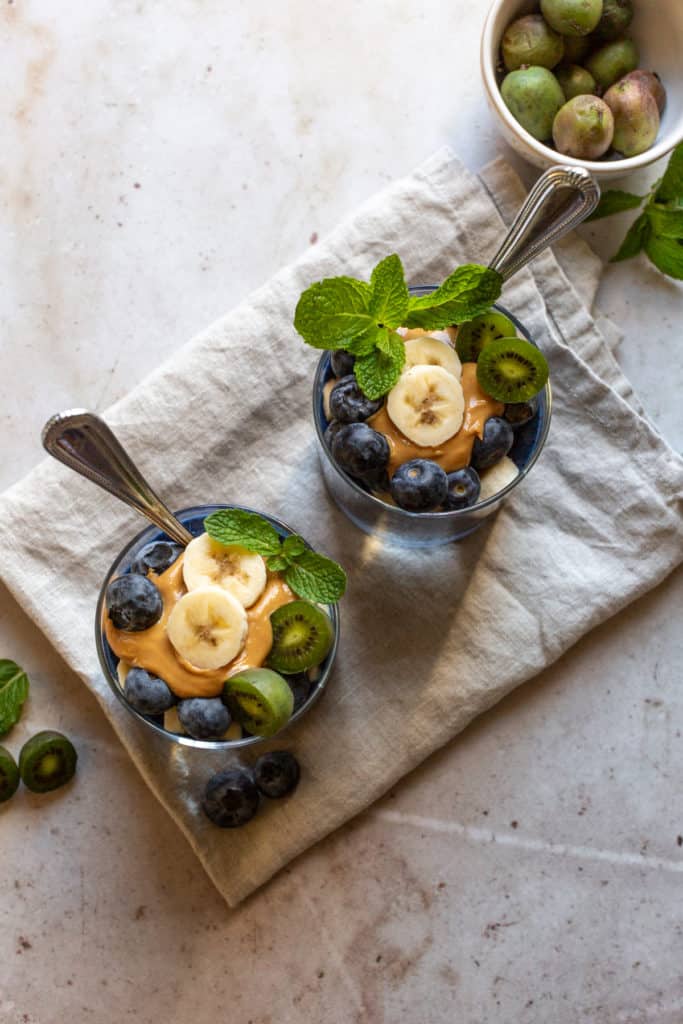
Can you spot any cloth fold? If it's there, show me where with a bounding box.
[1,150,681,906]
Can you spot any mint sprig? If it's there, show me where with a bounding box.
[585,142,683,280]
[0,660,30,737]
[204,512,346,603]
[294,253,503,398]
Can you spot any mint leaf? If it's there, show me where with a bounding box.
[204,509,282,556]
[354,332,406,400]
[266,554,290,573]
[0,660,29,736]
[404,265,503,329]
[284,550,347,603]
[645,234,683,280]
[294,276,379,354]
[586,190,645,222]
[647,202,683,239]
[656,142,683,203]
[611,212,651,263]
[369,254,409,328]
[282,535,306,559]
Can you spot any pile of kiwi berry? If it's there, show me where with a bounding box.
[499,0,666,160]
[0,730,77,804]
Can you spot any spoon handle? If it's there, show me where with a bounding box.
[488,165,600,282]
[42,410,193,546]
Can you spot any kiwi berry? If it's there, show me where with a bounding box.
[477,337,549,403]
[19,731,77,794]
[223,668,294,737]
[455,311,517,363]
[0,745,20,803]
[267,600,334,675]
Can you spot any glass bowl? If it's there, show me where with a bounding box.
[313,294,552,548]
[95,504,340,750]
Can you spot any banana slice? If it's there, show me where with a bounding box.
[116,659,131,689]
[183,532,266,608]
[387,365,465,446]
[404,335,462,378]
[166,585,248,670]
[478,455,519,502]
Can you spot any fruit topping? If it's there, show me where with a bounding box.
[177,697,231,740]
[223,667,294,737]
[331,422,390,485]
[130,540,183,577]
[19,731,77,793]
[202,766,260,828]
[403,335,462,378]
[504,396,539,427]
[390,458,449,512]
[476,337,549,404]
[329,375,384,423]
[125,667,176,715]
[183,532,266,608]
[455,311,517,363]
[330,349,356,377]
[106,574,163,632]
[324,420,344,451]
[386,365,465,447]
[471,417,515,471]
[166,585,248,670]
[478,455,520,502]
[0,745,20,803]
[444,467,481,511]
[267,601,334,675]
[254,751,301,799]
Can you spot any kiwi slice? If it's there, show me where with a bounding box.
[223,668,294,737]
[267,600,334,674]
[477,337,549,403]
[455,311,517,363]
[0,745,20,803]
[19,731,77,794]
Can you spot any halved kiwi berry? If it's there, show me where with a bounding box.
[19,731,77,794]
[223,668,294,738]
[455,311,517,363]
[267,600,334,674]
[0,745,20,803]
[476,337,549,404]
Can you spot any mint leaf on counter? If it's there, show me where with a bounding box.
[354,332,406,400]
[204,509,282,556]
[656,144,683,203]
[0,660,29,737]
[369,254,410,327]
[647,203,683,239]
[611,212,651,263]
[404,265,503,329]
[586,189,646,222]
[284,550,347,603]
[645,234,683,280]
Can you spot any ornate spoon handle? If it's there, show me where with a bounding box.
[488,165,600,282]
[41,409,193,546]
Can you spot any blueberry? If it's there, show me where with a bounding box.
[329,375,383,424]
[130,540,183,576]
[330,350,356,378]
[287,674,312,713]
[177,698,231,740]
[324,420,344,451]
[444,467,481,511]
[202,766,260,828]
[254,750,300,799]
[390,459,448,512]
[331,423,390,485]
[504,396,539,428]
[106,574,163,631]
[471,416,514,471]
[124,667,176,715]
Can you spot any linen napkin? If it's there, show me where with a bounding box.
[1,150,681,907]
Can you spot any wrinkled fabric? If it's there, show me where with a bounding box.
[0,151,681,906]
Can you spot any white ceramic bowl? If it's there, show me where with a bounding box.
[481,0,683,180]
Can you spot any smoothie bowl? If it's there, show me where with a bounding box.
[96,504,342,750]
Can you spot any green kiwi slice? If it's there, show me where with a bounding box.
[267,600,334,674]
[19,731,77,794]
[455,311,517,363]
[477,337,549,403]
[0,745,20,803]
[223,668,294,737]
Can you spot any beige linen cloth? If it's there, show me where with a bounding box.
[1,151,682,906]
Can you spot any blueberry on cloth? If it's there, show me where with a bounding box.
[202,766,260,827]
[254,750,301,799]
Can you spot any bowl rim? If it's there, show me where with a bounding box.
[480,0,683,175]
[313,293,553,523]
[95,503,340,751]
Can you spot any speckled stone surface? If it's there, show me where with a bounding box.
[0,2,681,1022]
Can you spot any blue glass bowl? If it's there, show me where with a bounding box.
[95,504,340,750]
[313,295,552,548]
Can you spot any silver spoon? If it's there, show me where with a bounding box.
[41,409,193,546]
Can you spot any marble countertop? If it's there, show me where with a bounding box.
[1,2,681,1022]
